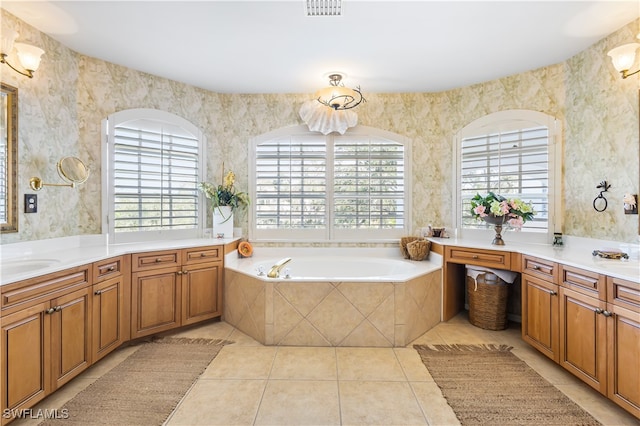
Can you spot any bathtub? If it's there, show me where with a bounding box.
[224,247,442,347]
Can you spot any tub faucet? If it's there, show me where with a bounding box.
[267,257,292,278]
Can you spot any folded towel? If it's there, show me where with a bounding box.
[467,266,519,291]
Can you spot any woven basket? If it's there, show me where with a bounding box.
[400,236,419,259]
[406,240,431,261]
[467,272,509,330]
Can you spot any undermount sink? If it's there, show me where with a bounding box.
[1,258,61,275]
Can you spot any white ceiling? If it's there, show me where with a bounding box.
[3,1,639,94]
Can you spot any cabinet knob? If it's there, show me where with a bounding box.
[182,270,188,274]
[602,310,613,317]
[94,290,102,295]
[155,258,162,262]
[472,255,479,259]
[177,271,183,275]
[532,265,540,270]
[107,266,116,272]
[54,306,62,312]
[45,308,55,314]
[550,291,557,296]
[201,253,207,257]
[595,308,603,314]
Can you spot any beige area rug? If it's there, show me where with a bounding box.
[40,337,232,426]
[413,344,601,426]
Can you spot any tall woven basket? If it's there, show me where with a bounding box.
[467,272,509,330]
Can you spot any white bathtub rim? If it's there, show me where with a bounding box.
[225,247,442,282]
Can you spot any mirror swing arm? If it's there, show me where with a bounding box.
[29,156,90,191]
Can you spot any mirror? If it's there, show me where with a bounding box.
[57,156,89,184]
[1,83,18,234]
[29,156,90,190]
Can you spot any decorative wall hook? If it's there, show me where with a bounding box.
[593,180,611,212]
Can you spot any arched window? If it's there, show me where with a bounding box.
[250,125,411,242]
[454,110,561,244]
[102,109,206,243]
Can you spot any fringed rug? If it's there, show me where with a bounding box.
[40,337,233,426]
[413,344,601,426]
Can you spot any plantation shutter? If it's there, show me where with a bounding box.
[460,126,549,231]
[334,136,405,229]
[112,121,200,232]
[254,135,327,229]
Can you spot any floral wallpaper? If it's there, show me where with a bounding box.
[1,9,638,245]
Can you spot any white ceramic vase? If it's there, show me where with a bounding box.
[213,206,234,238]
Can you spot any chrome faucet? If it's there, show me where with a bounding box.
[267,257,292,278]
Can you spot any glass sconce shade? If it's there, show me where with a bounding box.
[607,43,640,72]
[14,43,45,72]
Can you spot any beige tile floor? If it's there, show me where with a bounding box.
[13,314,639,426]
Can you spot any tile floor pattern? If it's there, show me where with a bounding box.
[13,314,638,426]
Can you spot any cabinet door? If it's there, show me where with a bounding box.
[607,303,640,417]
[181,262,223,326]
[1,302,51,414]
[522,273,559,362]
[559,287,607,394]
[92,275,126,363]
[131,267,181,339]
[50,287,92,390]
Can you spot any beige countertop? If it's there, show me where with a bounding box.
[0,235,238,286]
[428,235,639,283]
[1,234,638,286]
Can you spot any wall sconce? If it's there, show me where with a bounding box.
[315,73,365,110]
[607,34,640,79]
[0,29,45,79]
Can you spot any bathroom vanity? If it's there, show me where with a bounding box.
[431,237,639,419]
[0,238,237,424]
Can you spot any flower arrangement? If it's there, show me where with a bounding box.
[470,192,534,228]
[198,166,250,220]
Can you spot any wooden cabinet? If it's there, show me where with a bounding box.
[181,247,223,326]
[131,246,223,338]
[520,256,639,419]
[606,276,640,418]
[445,246,511,269]
[558,265,608,394]
[131,263,181,339]
[522,261,559,362]
[558,285,607,393]
[0,265,92,419]
[441,246,517,320]
[91,255,130,363]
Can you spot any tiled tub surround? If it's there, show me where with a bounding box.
[224,248,443,347]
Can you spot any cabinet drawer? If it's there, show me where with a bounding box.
[132,250,180,272]
[445,247,510,269]
[560,264,606,300]
[522,255,558,283]
[92,255,126,283]
[607,276,640,312]
[1,265,91,313]
[183,246,222,265]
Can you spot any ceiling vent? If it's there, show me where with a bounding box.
[306,0,342,17]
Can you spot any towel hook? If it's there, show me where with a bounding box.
[593,180,611,212]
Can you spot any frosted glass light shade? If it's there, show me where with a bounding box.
[14,42,45,71]
[299,100,358,135]
[607,43,640,72]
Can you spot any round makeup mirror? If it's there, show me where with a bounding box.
[57,156,90,185]
[29,157,90,191]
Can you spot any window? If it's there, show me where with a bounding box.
[455,110,561,244]
[103,109,206,243]
[250,125,410,242]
